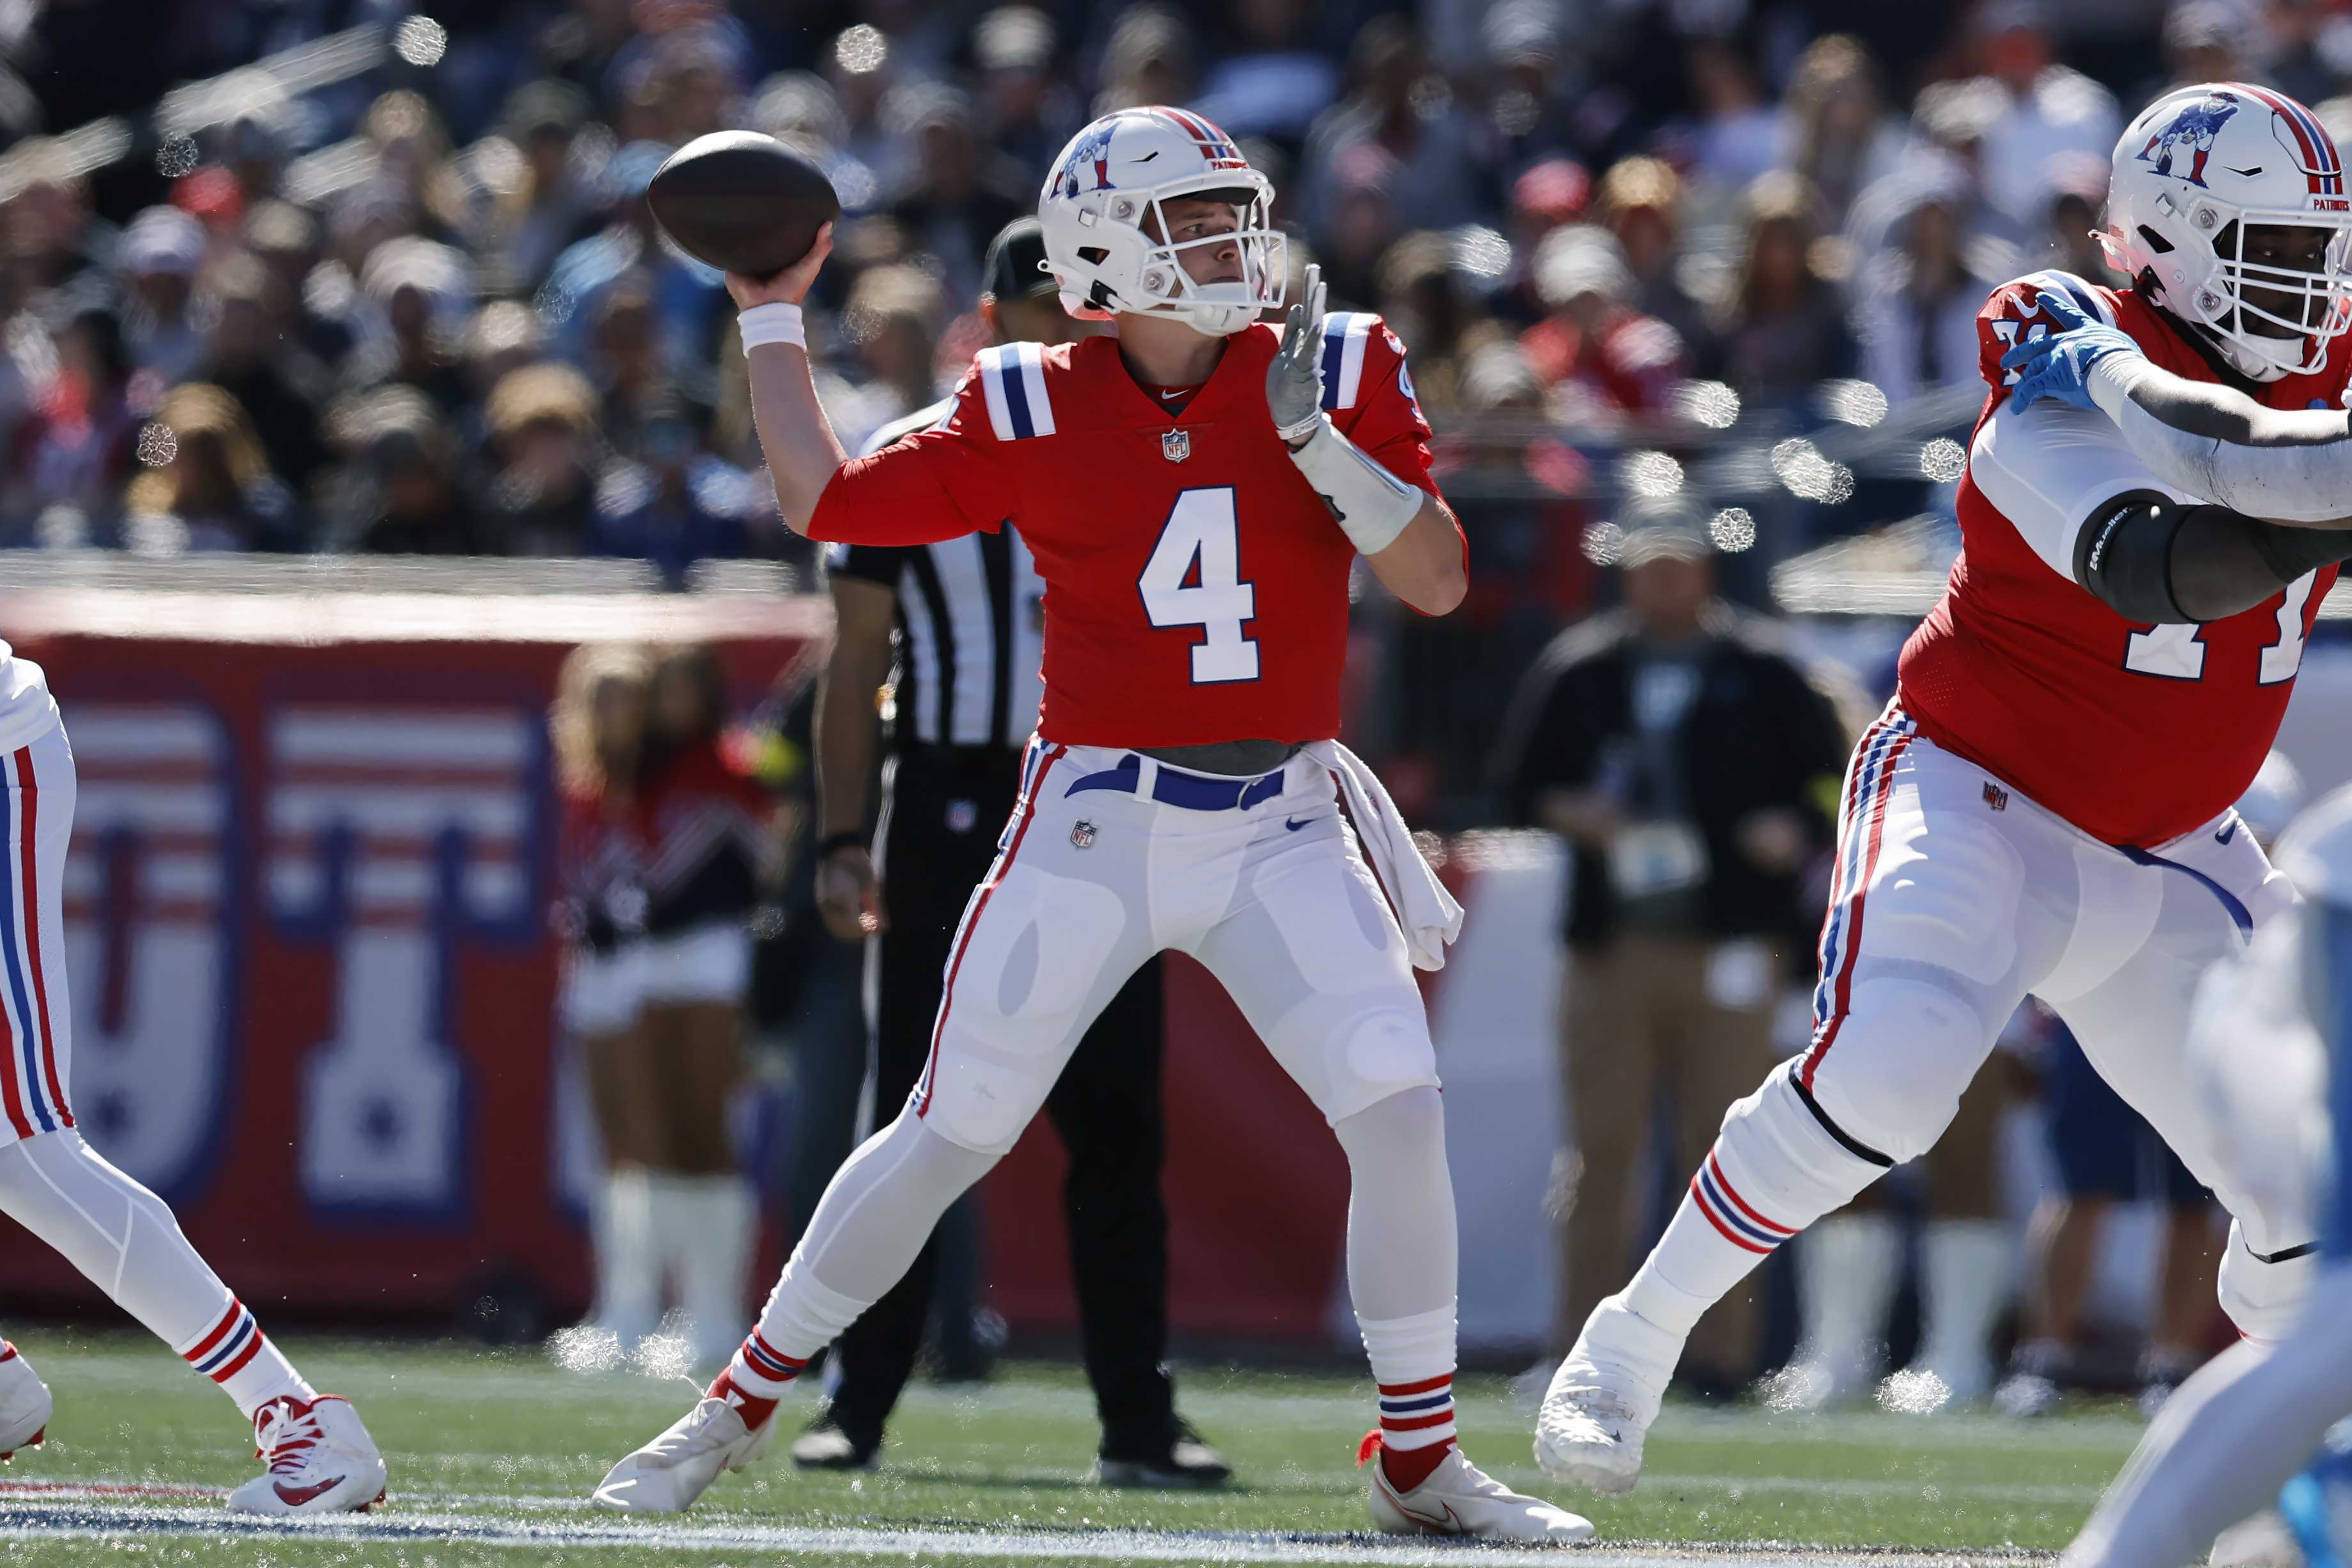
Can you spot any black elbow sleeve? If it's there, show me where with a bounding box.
[2074,489,2191,624]
[2075,488,2352,624]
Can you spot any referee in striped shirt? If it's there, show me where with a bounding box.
[804,218,1227,1487]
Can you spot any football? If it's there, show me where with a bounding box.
[645,130,840,280]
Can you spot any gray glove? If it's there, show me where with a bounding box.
[1265,263,1328,445]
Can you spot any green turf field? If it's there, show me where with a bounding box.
[0,1328,2150,1565]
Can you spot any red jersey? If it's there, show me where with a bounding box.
[634,734,777,935]
[1897,269,2343,847]
[807,312,1443,746]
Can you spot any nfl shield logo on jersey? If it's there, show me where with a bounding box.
[1070,819,1097,849]
[1162,429,1190,463]
[1983,781,2009,812]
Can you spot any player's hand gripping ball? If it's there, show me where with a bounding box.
[2000,290,2147,412]
[1266,262,1328,446]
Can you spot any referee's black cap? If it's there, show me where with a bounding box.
[983,217,1057,302]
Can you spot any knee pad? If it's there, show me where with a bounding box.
[2219,1219,2317,1344]
[1265,996,1440,1125]
[1803,974,1995,1165]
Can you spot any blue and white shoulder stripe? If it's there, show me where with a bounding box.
[2014,270,2117,325]
[1318,311,1384,411]
[976,341,1056,440]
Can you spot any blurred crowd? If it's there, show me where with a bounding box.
[0,0,2344,587]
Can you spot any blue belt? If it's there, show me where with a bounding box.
[1063,753,1285,811]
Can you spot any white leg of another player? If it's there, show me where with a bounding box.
[0,727,317,1421]
[2062,1272,2352,1568]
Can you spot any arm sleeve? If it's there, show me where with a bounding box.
[1326,317,1440,500]
[804,368,1015,545]
[1969,393,2192,581]
[2082,356,2352,526]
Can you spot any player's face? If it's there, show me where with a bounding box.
[1154,198,1246,287]
[2227,221,2337,338]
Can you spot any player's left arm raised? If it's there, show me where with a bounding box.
[1266,267,1467,615]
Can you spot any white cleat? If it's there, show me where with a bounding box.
[0,1342,51,1461]
[593,1395,775,1512]
[1367,1445,1594,1543]
[226,1395,388,1514]
[1534,1297,1679,1495]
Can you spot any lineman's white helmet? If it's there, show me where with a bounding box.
[1037,107,1285,337]
[2101,82,2352,380]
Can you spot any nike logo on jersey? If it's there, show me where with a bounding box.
[1285,817,1310,831]
[2215,819,2239,845]
[272,1475,350,1507]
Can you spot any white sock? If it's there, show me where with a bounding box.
[1623,1067,1883,1340]
[645,1172,698,1332]
[680,1176,755,1365]
[174,1294,315,1420]
[0,1131,314,1422]
[595,1170,659,1348]
[1794,1212,1901,1386]
[1360,1303,1458,1454]
[1913,1220,2011,1397]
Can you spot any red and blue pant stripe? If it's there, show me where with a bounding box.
[0,743,67,1141]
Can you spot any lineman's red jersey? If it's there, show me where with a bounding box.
[806,312,1445,747]
[1896,270,2344,847]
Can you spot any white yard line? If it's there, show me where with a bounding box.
[0,1498,2055,1566]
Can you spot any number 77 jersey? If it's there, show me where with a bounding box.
[805,313,1445,748]
[1896,269,2344,849]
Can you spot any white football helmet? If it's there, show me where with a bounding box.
[1037,107,1285,337]
[2101,82,2352,380]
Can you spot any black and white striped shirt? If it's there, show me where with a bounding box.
[824,396,1047,751]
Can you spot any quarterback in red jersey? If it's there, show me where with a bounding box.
[593,106,1588,1543]
[1539,82,2352,1503]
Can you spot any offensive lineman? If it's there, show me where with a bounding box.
[592,107,1589,1542]
[1541,81,2352,1500]
[0,639,388,1513]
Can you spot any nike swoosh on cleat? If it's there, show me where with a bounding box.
[273,1475,350,1507]
[2216,820,2239,845]
[1393,1496,1464,1533]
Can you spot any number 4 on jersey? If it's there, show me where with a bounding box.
[1140,487,1259,683]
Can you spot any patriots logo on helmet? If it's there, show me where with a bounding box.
[1052,120,1119,200]
[2137,91,2241,188]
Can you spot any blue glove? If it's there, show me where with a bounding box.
[1999,289,2144,412]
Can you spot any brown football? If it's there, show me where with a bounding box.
[646,131,840,279]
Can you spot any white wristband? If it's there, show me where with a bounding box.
[738,302,806,355]
[1286,418,1422,556]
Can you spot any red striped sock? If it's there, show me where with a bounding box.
[1374,1372,1457,1493]
[711,1331,807,1431]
